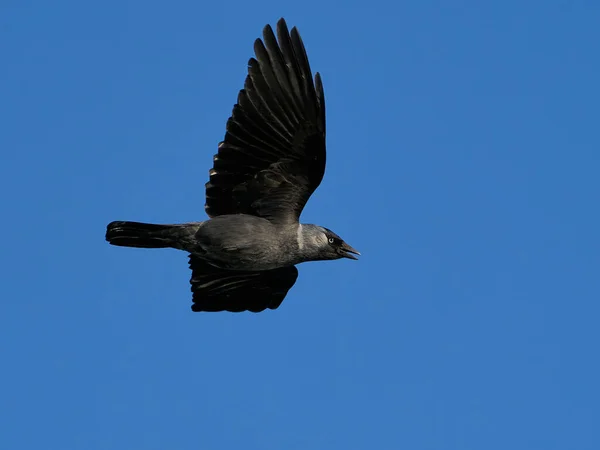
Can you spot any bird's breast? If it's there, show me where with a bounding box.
[192,215,295,271]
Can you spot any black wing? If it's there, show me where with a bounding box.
[205,18,326,224]
[189,256,299,313]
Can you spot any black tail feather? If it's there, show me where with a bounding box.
[105,221,176,248]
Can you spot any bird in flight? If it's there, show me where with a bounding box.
[106,18,359,313]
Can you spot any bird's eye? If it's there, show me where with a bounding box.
[328,237,335,244]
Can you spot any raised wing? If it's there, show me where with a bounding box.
[204,18,326,224]
[189,256,299,313]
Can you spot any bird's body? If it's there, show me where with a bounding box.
[106,18,359,312]
[107,217,349,271]
[191,215,295,271]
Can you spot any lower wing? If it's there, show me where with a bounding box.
[189,255,299,313]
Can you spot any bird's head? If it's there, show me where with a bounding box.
[301,225,360,261]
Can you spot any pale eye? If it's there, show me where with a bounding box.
[328,237,335,244]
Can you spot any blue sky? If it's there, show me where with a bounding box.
[1,0,599,449]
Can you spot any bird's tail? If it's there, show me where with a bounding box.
[106,221,184,249]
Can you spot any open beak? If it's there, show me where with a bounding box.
[339,242,360,260]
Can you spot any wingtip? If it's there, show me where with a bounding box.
[264,18,286,42]
[276,17,290,37]
[290,25,301,40]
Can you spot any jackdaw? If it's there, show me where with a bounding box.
[106,18,359,312]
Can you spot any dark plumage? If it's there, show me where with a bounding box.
[106,18,359,313]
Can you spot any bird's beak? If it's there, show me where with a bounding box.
[340,242,360,260]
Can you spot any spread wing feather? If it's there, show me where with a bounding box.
[189,256,298,313]
[204,18,326,224]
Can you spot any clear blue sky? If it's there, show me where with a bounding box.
[1,1,599,449]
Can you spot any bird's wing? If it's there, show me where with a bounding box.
[189,256,299,312]
[205,18,326,224]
